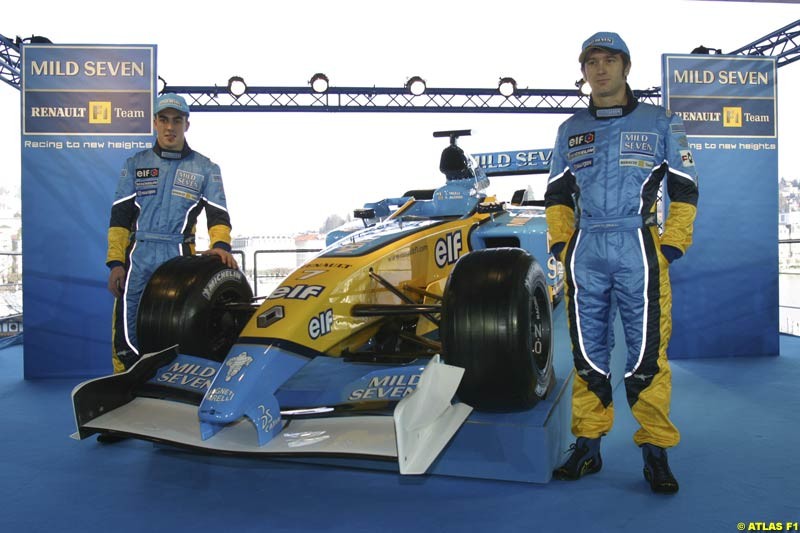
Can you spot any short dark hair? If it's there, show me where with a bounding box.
[581,48,630,72]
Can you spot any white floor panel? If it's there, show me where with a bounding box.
[84,397,399,458]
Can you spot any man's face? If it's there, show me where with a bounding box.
[582,49,630,102]
[154,108,189,150]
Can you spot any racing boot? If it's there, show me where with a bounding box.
[552,437,602,480]
[641,443,679,494]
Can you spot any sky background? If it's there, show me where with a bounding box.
[2,0,799,236]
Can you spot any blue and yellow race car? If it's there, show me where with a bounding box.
[72,130,562,475]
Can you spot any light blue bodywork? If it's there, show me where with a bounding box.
[147,349,432,448]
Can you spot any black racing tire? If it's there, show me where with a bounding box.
[137,255,254,361]
[441,247,554,411]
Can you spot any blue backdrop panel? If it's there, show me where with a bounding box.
[662,54,778,358]
[21,44,156,378]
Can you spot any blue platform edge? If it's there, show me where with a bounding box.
[427,304,576,484]
[430,306,628,483]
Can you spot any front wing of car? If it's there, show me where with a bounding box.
[71,347,472,475]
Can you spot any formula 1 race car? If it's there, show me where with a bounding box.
[72,130,562,475]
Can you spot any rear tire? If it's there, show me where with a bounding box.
[441,248,554,411]
[137,256,254,360]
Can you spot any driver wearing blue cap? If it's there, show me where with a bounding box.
[105,93,237,378]
[546,32,699,493]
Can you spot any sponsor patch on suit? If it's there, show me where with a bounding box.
[175,170,202,191]
[568,146,595,161]
[679,150,695,167]
[568,132,595,148]
[620,132,658,157]
[135,168,159,179]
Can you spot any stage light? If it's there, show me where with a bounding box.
[309,73,329,93]
[227,76,247,97]
[575,78,591,96]
[406,76,426,96]
[498,77,517,97]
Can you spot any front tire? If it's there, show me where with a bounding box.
[441,248,554,411]
[137,256,254,360]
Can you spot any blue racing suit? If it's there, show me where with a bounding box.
[107,142,232,372]
[544,86,699,448]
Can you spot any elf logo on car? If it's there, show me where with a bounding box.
[202,270,244,300]
[308,308,334,340]
[434,231,463,268]
[268,284,324,300]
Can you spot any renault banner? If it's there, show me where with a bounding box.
[21,44,156,378]
[662,54,778,358]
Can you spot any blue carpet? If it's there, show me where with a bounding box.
[1,337,799,533]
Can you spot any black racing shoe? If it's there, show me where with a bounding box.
[553,437,602,480]
[641,443,679,494]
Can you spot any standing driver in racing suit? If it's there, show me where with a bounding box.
[106,93,238,374]
[545,32,698,493]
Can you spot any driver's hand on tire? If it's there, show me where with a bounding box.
[202,247,238,269]
[108,265,126,298]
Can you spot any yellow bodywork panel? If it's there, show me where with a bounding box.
[238,215,488,355]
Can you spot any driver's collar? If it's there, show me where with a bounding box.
[588,84,638,119]
[153,141,192,160]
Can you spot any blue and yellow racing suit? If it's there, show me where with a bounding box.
[107,143,232,372]
[544,86,699,448]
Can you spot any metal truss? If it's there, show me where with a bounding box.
[728,19,800,67]
[164,85,661,114]
[0,34,21,90]
[1,18,797,112]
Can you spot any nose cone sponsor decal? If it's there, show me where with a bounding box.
[207,387,235,402]
[148,354,220,393]
[225,352,254,382]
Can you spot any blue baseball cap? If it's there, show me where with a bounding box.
[154,93,190,116]
[579,32,630,63]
